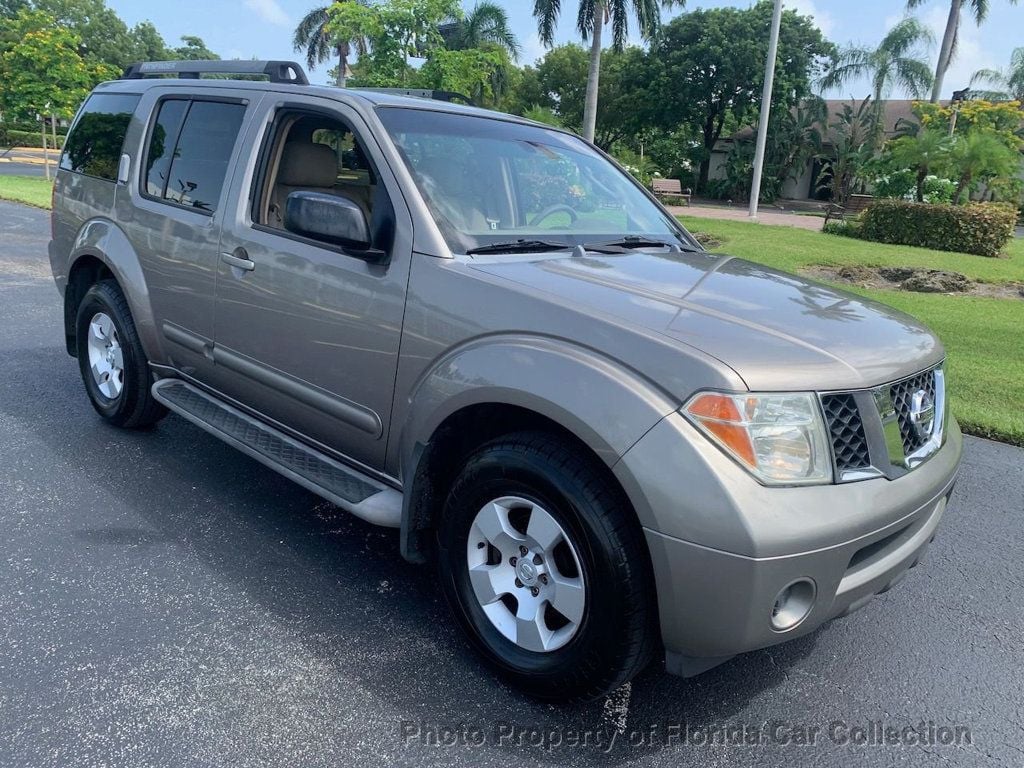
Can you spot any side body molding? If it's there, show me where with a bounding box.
[393,334,681,558]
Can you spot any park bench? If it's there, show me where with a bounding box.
[651,178,691,206]
[824,193,873,226]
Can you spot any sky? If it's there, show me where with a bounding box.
[105,0,1024,99]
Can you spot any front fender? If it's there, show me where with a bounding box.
[400,334,680,472]
[66,217,164,365]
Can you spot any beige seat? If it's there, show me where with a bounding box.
[269,142,368,227]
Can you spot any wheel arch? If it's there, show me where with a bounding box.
[63,219,161,364]
[395,335,680,564]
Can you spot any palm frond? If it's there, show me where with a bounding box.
[533,0,561,46]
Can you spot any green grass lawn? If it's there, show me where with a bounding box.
[679,215,1024,284]
[0,175,53,209]
[680,215,1024,446]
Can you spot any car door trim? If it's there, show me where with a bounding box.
[211,345,383,438]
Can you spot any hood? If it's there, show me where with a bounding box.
[469,250,943,391]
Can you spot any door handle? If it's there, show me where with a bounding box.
[221,250,255,272]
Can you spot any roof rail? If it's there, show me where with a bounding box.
[121,60,309,85]
[352,87,474,106]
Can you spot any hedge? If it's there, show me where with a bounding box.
[860,199,1017,258]
[0,128,65,149]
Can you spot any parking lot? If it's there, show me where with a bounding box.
[1,199,1022,767]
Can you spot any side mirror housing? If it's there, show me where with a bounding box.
[284,191,373,253]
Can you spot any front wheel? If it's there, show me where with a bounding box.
[437,431,658,701]
[75,280,167,429]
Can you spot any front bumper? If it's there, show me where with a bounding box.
[615,412,962,675]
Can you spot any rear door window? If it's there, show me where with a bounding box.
[60,92,141,181]
[142,99,246,214]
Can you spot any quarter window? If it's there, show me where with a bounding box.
[60,93,141,181]
[142,99,246,214]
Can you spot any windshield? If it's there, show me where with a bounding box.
[377,107,690,254]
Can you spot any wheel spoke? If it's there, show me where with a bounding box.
[526,505,563,553]
[514,597,551,652]
[109,345,124,370]
[474,500,525,553]
[468,563,514,605]
[549,574,585,624]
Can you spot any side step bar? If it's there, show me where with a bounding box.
[151,378,402,527]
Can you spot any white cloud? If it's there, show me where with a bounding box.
[243,0,290,28]
[784,0,834,37]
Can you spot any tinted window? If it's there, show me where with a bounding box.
[162,101,246,213]
[60,93,141,180]
[144,99,188,197]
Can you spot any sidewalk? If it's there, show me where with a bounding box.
[667,201,826,231]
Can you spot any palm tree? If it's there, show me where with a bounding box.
[533,0,680,143]
[970,47,1024,101]
[441,2,520,60]
[948,129,1020,202]
[886,128,953,201]
[293,4,365,88]
[819,18,934,141]
[906,0,1020,103]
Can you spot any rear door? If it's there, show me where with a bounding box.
[116,88,258,381]
[208,96,415,471]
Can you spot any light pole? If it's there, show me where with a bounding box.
[748,0,784,222]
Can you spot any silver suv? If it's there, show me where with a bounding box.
[49,60,962,701]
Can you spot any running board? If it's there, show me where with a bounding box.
[151,378,402,527]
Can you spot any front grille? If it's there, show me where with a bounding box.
[891,368,938,454]
[821,393,871,472]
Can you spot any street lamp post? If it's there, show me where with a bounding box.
[748,0,784,222]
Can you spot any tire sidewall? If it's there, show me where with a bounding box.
[438,443,636,689]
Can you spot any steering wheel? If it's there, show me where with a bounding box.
[529,204,579,228]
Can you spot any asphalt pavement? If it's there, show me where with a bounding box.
[1,199,1023,767]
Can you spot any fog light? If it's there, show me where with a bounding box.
[770,578,816,631]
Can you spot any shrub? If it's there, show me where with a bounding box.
[823,219,863,238]
[859,199,1018,257]
[3,129,65,149]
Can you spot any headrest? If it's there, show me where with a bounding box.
[277,142,338,188]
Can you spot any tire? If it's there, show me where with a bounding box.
[437,431,659,701]
[75,279,167,429]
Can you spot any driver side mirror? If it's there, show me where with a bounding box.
[284,191,377,256]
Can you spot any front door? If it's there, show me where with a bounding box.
[209,98,414,472]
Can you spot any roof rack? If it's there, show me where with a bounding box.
[353,87,474,106]
[121,60,309,85]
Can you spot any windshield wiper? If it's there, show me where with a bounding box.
[580,236,700,253]
[465,239,573,255]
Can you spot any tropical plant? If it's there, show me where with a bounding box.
[532,0,681,143]
[948,129,1021,202]
[819,18,934,141]
[440,1,519,60]
[816,98,878,205]
[906,0,1020,103]
[970,47,1024,102]
[294,3,366,87]
[885,128,954,201]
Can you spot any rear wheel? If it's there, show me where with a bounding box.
[437,431,658,701]
[75,280,167,429]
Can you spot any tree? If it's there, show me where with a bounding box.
[885,128,954,201]
[174,35,218,61]
[294,3,367,87]
[948,129,1021,201]
[648,3,834,188]
[819,17,934,141]
[418,45,509,104]
[440,1,519,60]
[906,0,1020,103]
[0,10,116,121]
[817,98,877,204]
[127,21,170,61]
[31,0,136,69]
[970,47,1024,102]
[326,0,460,88]
[532,0,679,144]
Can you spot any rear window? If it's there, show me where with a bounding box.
[60,93,141,181]
[142,99,246,214]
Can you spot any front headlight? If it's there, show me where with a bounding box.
[684,391,832,485]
